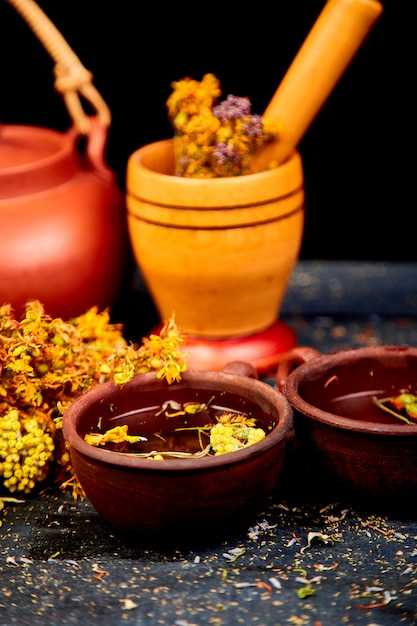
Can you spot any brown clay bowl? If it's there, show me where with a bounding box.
[277,345,417,513]
[62,363,293,544]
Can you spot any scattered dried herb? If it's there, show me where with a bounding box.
[300,532,343,554]
[296,584,316,599]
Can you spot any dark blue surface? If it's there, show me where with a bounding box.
[282,261,417,316]
[1,262,417,626]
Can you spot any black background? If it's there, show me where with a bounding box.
[0,0,411,261]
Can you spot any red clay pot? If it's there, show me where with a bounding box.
[62,363,294,544]
[277,345,417,512]
[0,118,130,319]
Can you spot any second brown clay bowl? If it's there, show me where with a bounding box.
[62,363,293,545]
[277,345,417,513]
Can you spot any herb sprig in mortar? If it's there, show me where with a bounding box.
[166,73,283,178]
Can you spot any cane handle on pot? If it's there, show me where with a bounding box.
[222,361,259,380]
[5,0,111,135]
[276,347,321,392]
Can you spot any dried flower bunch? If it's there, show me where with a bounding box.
[0,301,187,497]
[166,73,283,177]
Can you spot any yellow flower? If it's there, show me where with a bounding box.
[0,409,55,494]
[210,422,265,455]
[84,425,141,446]
[166,73,221,121]
[0,301,187,496]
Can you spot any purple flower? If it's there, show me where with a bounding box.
[243,114,264,138]
[213,142,241,166]
[213,95,252,121]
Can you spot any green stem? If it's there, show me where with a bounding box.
[372,396,415,425]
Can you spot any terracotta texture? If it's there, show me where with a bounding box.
[62,365,294,542]
[277,345,417,511]
[0,119,130,319]
[126,139,304,339]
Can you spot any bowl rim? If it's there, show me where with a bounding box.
[62,369,294,472]
[284,345,417,436]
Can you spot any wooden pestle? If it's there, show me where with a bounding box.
[251,0,383,172]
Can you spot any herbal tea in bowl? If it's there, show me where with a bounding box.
[276,345,417,513]
[62,363,293,543]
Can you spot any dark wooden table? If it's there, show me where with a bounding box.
[1,261,417,626]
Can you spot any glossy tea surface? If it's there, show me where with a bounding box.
[87,389,274,457]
